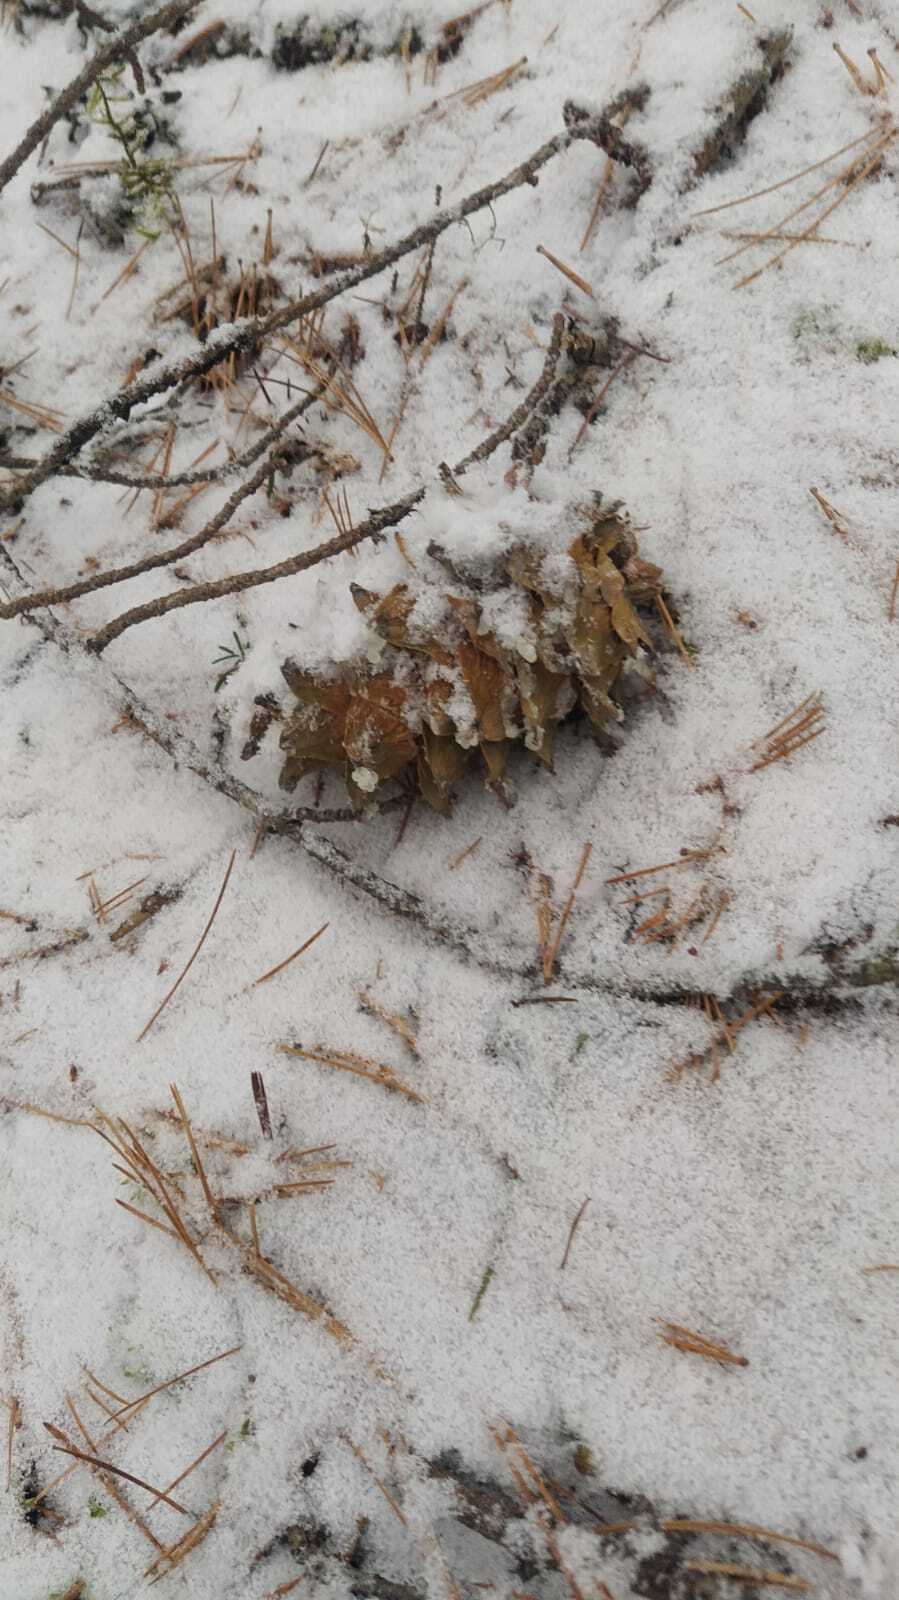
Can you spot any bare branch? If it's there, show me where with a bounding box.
[0,106,650,514]
[85,315,570,651]
[1,384,323,490]
[0,0,203,197]
[455,311,565,473]
[0,411,315,621]
[87,493,424,652]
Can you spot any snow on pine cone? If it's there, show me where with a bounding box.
[267,503,664,812]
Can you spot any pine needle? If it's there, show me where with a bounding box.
[536,242,594,297]
[449,836,482,870]
[48,1434,191,1514]
[344,1436,408,1526]
[137,850,235,1040]
[692,126,883,217]
[144,1500,219,1581]
[358,990,419,1056]
[543,843,592,984]
[560,1196,590,1269]
[657,1320,748,1366]
[106,1345,242,1423]
[170,1083,221,1221]
[661,1521,836,1560]
[252,924,330,988]
[280,1042,423,1103]
[145,1430,227,1511]
[685,1562,808,1590]
[5,1395,18,1491]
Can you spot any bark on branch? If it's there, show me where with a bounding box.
[84,314,566,652]
[0,108,649,514]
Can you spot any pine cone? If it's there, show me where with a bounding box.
[275,505,663,812]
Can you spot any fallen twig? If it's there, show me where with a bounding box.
[0,0,202,196]
[1,105,648,514]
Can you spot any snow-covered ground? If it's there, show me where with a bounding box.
[1,1,898,1596]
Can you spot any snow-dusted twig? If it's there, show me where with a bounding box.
[0,434,315,622]
[0,0,202,197]
[0,106,649,515]
[84,316,569,651]
[0,383,324,490]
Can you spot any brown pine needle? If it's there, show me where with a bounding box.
[137,850,235,1040]
[736,2,758,20]
[280,1043,423,1103]
[684,1562,807,1591]
[275,1178,336,1195]
[48,1436,191,1514]
[98,236,154,305]
[543,843,592,984]
[170,1083,221,1222]
[358,991,419,1056]
[461,55,528,107]
[861,1263,899,1273]
[5,1395,18,1490]
[252,922,329,985]
[449,835,482,870]
[275,1143,338,1164]
[500,1425,567,1526]
[569,352,636,453]
[580,155,615,252]
[657,1320,748,1366]
[655,592,694,667]
[107,1345,242,1423]
[832,42,872,96]
[114,1198,182,1242]
[145,1500,219,1581]
[560,1196,590,1269]
[701,890,730,945]
[0,388,65,432]
[735,131,896,289]
[752,693,825,771]
[809,486,850,543]
[608,847,719,887]
[536,243,594,298]
[146,1430,227,1511]
[692,126,883,217]
[889,559,899,622]
[662,1521,836,1560]
[251,1070,272,1139]
[344,1436,408,1526]
[82,1369,130,1409]
[717,124,896,270]
[266,1581,304,1598]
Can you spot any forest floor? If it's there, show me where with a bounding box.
[1,2,898,1597]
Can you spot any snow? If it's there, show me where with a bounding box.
[2,0,899,1596]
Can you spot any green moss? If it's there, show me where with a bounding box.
[856,338,896,365]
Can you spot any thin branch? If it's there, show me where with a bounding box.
[455,312,565,472]
[0,434,312,621]
[87,317,570,651]
[89,495,424,652]
[0,103,649,514]
[0,0,202,196]
[0,382,323,489]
